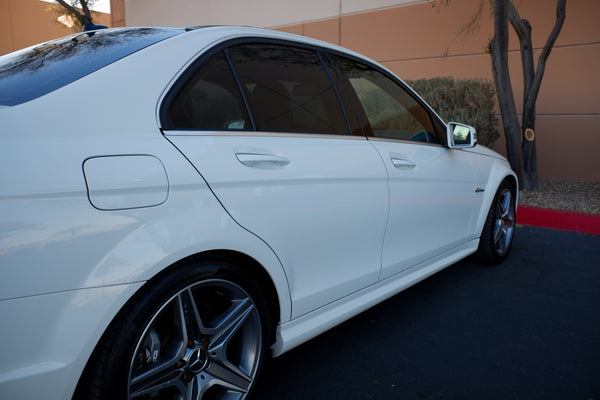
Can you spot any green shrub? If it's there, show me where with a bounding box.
[405,77,499,147]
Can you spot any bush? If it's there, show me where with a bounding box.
[405,77,499,147]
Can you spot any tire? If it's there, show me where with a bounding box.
[75,256,270,400]
[476,180,516,264]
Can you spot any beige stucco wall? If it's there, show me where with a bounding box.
[123,0,429,28]
[111,0,126,27]
[0,0,111,56]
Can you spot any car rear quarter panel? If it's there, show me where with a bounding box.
[0,32,293,399]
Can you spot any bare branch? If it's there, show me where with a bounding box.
[526,0,566,109]
[78,0,92,20]
[55,0,85,25]
[507,1,535,125]
[455,0,485,37]
[507,1,526,39]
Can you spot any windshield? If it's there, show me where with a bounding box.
[0,28,183,107]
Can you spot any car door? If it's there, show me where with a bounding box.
[161,43,389,318]
[332,55,476,279]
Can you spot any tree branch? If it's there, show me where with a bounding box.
[507,1,526,38]
[525,0,566,110]
[78,0,92,20]
[507,1,535,127]
[55,0,85,25]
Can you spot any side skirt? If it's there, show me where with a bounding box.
[272,239,479,356]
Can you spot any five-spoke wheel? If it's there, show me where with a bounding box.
[75,259,268,400]
[129,280,263,399]
[492,187,515,257]
[477,180,516,264]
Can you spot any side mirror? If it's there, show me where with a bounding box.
[447,122,477,148]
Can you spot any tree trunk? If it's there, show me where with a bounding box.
[508,4,537,189]
[490,0,527,188]
[507,0,566,190]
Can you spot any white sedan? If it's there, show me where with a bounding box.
[0,26,517,400]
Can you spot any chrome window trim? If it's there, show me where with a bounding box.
[163,130,367,140]
[367,136,445,147]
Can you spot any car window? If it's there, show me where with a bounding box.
[164,52,252,130]
[333,56,440,144]
[0,28,183,107]
[227,44,349,134]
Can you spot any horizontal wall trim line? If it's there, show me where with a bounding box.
[378,41,600,64]
[269,0,432,29]
[494,113,600,118]
[339,0,431,19]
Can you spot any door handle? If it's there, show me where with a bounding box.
[235,153,290,168]
[390,157,416,169]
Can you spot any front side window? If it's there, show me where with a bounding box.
[333,56,440,144]
[227,44,349,134]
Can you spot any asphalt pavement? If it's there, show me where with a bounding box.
[253,226,600,400]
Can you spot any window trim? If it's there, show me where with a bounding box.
[159,37,356,136]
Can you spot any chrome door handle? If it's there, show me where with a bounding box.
[235,153,290,168]
[390,157,416,169]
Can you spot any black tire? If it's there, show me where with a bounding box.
[476,180,516,264]
[74,256,270,400]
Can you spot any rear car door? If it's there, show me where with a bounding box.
[332,55,476,279]
[162,42,389,318]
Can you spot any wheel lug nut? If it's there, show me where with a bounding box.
[185,373,194,382]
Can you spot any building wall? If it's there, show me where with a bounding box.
[0,0,111,56]
[100,0,600,181]
[110,0,125,27]
[123,0,426,28]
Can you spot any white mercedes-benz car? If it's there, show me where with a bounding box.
[0,26,517,400]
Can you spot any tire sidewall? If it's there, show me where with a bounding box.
[77,257,270,400]
[477,180,516,264]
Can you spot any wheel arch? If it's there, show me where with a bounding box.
[474,165,518,239]
[74,247,282,398]
[182,249,281,345]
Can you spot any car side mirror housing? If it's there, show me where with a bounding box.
[447,122,477,148]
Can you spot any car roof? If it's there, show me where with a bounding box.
[180,25,376,63]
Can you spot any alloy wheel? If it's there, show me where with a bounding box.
[128,279,262,400]
[493,188,515,257]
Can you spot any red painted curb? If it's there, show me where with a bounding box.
[517,205,600,235]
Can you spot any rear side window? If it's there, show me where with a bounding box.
[0,28,182,107]
[164,52,251,130]
[227,43,349,134]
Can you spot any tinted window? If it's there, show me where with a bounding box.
[334,56,439,144]
[164,52,251,130]
[228,44,349,134]
[0,28,182,107]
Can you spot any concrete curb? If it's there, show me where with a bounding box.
[517,205,600,235]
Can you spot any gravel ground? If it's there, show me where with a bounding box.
[518,179,600,214]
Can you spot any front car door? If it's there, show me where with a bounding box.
[332,55,476,279]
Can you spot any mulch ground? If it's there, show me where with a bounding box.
[518,179,600,215]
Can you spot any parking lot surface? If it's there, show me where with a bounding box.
[253,226,600,399]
